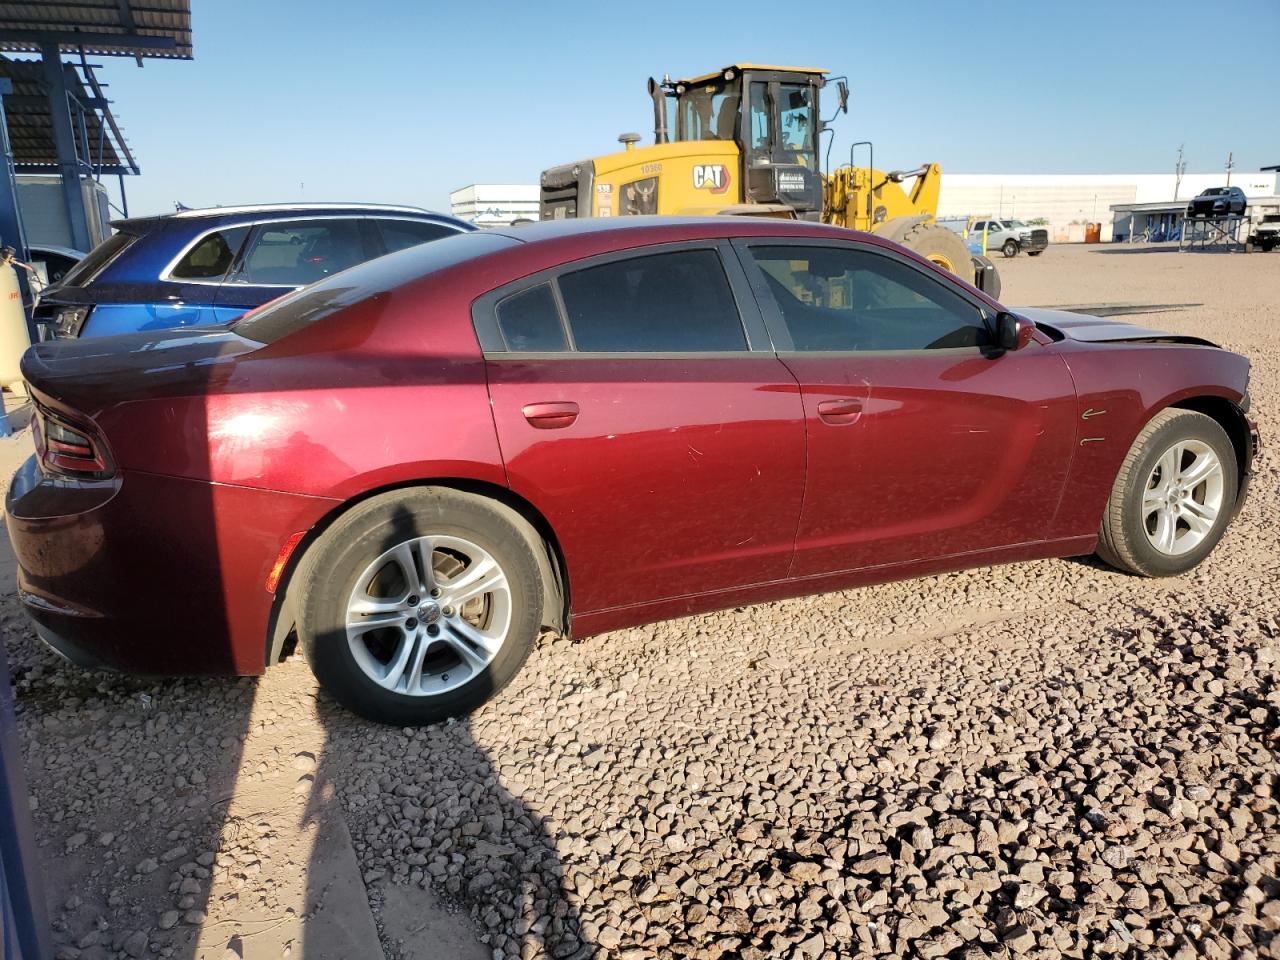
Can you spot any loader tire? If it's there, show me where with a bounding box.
[893,222,973,279]
[971,255,1001,300]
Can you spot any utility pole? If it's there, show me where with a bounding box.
[1225,151,1234,186]
[1174,144,1186,200]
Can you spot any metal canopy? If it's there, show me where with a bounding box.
[0,57,133,174]
[0,1,192,61]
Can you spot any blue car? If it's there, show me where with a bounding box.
[35,203,475,339]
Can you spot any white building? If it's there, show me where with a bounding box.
[448,173,1280,242]
[937,172,1278,242]
[449,184,539,227]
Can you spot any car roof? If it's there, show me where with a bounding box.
[490,215,865,245]
[112,203,464,233]
[28,243,86,258]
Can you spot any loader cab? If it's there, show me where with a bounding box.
[669,65,826,219]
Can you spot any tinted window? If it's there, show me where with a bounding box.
[60,231,135,286]
[169,226,249,280]
[232,219,367,286]
[376,218,457,255]
[748,245,989,351]
[496,284,566,351]
[557,249,746,353]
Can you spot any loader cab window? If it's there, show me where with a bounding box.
[679,80,739,142]
[748,82,771,151]
[778,83,816,162]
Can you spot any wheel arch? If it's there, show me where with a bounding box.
[264,478,570,667]
[1164,394,1252,495]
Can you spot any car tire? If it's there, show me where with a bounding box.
[295,488,545,725]
[1096,409,1237,577]
[1027,250,1042,257]
[1001,239,1019,258]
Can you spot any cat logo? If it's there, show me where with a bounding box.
[692,164,731,194]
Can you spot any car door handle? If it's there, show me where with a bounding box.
[817,398,863,425]
[522,401,579,429]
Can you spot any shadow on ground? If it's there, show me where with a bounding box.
[300,504,587,960]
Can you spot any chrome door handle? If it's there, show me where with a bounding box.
[522,401,579,429]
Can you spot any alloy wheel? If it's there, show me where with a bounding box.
[1141,439,1224,556]
[345,535,511,696]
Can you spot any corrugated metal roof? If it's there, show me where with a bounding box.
[0,58,130,171]
[0,1,192,60]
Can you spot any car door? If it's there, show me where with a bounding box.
[477,242,807,614]
[211,217,376,322]
[733,238,1077,577]
[84,224,253,336]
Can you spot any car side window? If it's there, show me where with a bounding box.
[557,249,748,352]
[231,219,367,286]
[376,219,458,255]
[747,244,990,351]
[495,283,567,352]
[169,226,249,281]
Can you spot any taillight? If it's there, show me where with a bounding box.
[32,408,113,479]
[52,305,91,338]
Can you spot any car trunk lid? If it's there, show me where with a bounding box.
[20,326,259,419]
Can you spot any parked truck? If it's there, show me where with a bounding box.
[968,218,1048,258]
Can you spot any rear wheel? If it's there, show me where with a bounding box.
[893,222,974,279]
[296,488,544,724]
[1096,410,1237,577]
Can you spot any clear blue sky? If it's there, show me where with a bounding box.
[97,0,1278,218]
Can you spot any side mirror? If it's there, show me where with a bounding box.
[996,311,1035,351]
[837,80,849,114]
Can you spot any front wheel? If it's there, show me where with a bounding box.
[1001,239,1019,258]
[295,488,545,724]
[1096,409,1237,577]
[1027,250,1043,257]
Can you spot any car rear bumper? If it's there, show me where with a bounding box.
[6,454,335,676]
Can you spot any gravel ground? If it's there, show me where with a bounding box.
[4,243,1278,960]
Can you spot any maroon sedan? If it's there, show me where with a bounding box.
[7,218,1259,724]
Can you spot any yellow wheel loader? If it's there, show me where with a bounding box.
[539,64,997,294]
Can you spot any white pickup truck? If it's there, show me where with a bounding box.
[970,219,1048,258]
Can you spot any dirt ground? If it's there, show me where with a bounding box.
[2,243,1277,960]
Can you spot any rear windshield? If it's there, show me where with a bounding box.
[233,230,517,344]
[58,231,136,286]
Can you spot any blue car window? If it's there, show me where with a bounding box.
[232,219,367,286]
[377,218,458,254]
[169,226,249,281]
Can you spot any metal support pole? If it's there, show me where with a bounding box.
[0,639,54,960]
[0,80,36,341]
[40,44,92,253]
